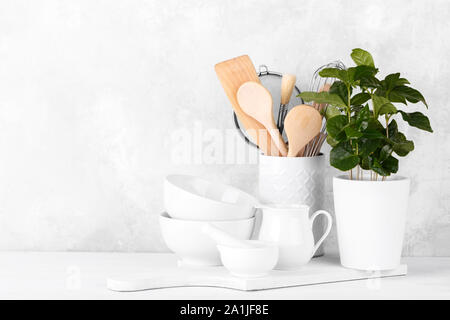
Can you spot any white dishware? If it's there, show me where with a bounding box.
[159,212,255,267]
[333,176,410,271]
[202,223,256,249]
[217,240,279,278]
[164,174,257,221]
[257,204,332,270]
[258,154,327,256]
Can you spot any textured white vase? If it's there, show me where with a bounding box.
[258,154,326,256]
[333,175,410,271]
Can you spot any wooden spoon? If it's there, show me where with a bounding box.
[284,104,322,157]
[237,81,288,156]
[215,55,281,156]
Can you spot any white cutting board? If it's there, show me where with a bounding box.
[107,256,407,292]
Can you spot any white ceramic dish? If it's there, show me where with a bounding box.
[217,241,279,278]
[164,174,257,221]
[159,212,255,266]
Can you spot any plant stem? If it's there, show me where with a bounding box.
[385,115,391,138]
[369,92,375,117]
[383,115,391,182]
[346,85,352,122]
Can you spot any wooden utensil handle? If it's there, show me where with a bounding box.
[281,74,296,105]
[266,124,288,156]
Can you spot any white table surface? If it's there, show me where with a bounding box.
[0,252,449,300]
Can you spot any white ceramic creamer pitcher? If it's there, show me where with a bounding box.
[257,205,332,270]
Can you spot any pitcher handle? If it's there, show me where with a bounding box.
[310,210,333,256]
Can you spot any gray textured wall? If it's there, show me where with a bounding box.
[0,0,449,255]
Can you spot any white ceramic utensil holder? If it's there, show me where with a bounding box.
[258,154,326,256]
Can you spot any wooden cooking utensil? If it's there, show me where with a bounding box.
[281,74,297,105]
[313,83,332,113]
[237,81,288,157]
[215,55,281,156]
[277,74,297,132]
[304,83,331,157]
[284,104,322,157]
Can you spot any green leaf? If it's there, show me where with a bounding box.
[398,110,433,132]
[358,138,382,157]
[371,160,390,176]
[351,48,375,67]
[362,129,385,139]
[326,115,348,139]
[318,67,342,79]
[388,119,399,137]
[382,156,399,174]
[388,90,407,104]
[329,81,349,103]
[391,85,428,108]
[382,73,410,91]
[351,105,364,116]
[372,95,396,118]
[370,155,398,176]
[325,105,342,119]
[353,65,378,81]
[359,117,385,139]
[366,117,385,131]
[389,131,415,157]
[298,91,347,109]
[355,104,371,130]
[378,103,397,115]
[356,104,371,121]
[396,78,410,86]
[379,144,393,161]
[383,73,400,91]
[360,155,373,170]
[351,92,371,106]
[360,76,381,89]
[326,135,339,147]
[320,68,355,85]
[344,126,363,139]
[330,142,359,171]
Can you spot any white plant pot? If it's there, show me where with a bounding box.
[333,175,410,271]
[258,154,326,256]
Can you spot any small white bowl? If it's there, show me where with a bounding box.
[164,174,257,221]
[217,241,279,278]
[159,212,255,267]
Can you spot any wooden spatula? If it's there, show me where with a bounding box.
[237,81,288,156]
[215,55,281,156]
[284,104,322,157]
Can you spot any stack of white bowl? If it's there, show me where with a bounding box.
[160,174,257,267]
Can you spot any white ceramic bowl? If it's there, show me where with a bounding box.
[159,212,255,266]
[164,174,257,221]
[217,241,279,278]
